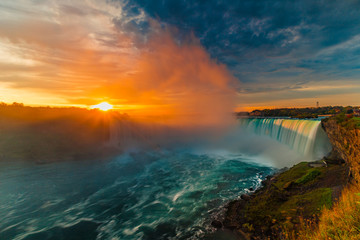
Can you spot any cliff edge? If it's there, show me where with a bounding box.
[322,118,360,182]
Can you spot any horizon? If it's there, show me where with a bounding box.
[1,100,358,113]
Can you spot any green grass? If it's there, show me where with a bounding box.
[279,188,332,215]
[335,114,360,129]
[273,162,311,189]
[295,169,322,185]
[353,117,360,128]
[225,160,349,239]
[289,185,360,240]
[237,162,333,236]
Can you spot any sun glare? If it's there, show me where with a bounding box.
[91,102,113,111]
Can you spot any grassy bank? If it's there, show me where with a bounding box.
[285,183,360,240]
[285,117,360,239]
[223,161,349,239]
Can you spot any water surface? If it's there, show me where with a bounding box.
[0,150,273,239]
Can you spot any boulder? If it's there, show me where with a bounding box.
[211,220,223,229]
[240,194,251,201]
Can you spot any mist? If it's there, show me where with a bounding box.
[90,31,238,129]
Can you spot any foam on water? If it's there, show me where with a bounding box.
[0,150,274,240]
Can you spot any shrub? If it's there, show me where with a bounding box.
[287,184,360,240]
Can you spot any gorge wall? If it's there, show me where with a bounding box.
[322,118,360,182]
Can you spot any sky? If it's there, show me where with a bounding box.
[1,0,360,113]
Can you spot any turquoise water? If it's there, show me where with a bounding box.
[0,150,273,240]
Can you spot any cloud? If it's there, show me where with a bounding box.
[87,30,238,126]
[0,0,139,94]
[0,0,238,127]
[129,0,360,102]
[1,0,360,111]
[237,79,360,110]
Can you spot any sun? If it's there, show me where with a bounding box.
[90,102,113,111]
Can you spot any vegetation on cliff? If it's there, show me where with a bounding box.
[288,183,360,240]
[289,117,360,240]
[224,161,348,239]
[238,106,358,119]
[333,112,360,130]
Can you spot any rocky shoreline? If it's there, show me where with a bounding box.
[214,119,351,240]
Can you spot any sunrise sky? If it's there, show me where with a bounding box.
[1,0,360,113]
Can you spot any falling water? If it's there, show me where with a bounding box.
[239,118,331,159]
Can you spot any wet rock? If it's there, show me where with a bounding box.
[261,177,271,186]
[211,220,223,229]
[308,161,327,168]
[240,194,251,201]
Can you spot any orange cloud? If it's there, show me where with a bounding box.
[0,1,239,127]
[87,32,239,126]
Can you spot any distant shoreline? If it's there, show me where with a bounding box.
[236,106,359,119]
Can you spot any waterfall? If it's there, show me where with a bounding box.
[239,118,331,158]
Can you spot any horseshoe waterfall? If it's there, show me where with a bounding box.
[239,118,332,160]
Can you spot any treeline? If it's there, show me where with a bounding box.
[242,106,356,119]
[0,102,127,163]
[332,112,360,130]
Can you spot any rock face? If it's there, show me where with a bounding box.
[211,220,223,229]
[322,119,360,182]
[240,194,251,201]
